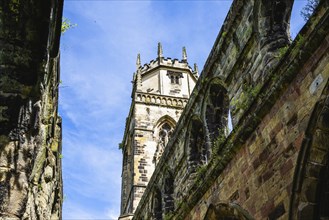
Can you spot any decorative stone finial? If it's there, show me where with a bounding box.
[135,53,142,89]
[136,53,141,68]
[182,46,187,62]
[193,63,199,77]
[157,42,163,58]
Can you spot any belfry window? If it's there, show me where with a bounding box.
[167,71,183,85]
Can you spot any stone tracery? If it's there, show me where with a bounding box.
[203,78,229,152]
[153,121,174,165]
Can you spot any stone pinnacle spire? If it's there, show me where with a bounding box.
[182,46,187,62]
[136,53,141,69]
[135,54,142,90]
[193,63,199,77]
[157,42,163,58]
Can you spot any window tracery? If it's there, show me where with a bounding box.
[153,122,174,165]
[202,78,230,155]
[187,116,207,172]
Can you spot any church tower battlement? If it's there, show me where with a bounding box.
[119,43,198,219]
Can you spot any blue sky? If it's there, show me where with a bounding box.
[60,1,309,219]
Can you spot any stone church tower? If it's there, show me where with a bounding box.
[119,43,198,219]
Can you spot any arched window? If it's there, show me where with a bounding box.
[175,76,180,84]
[318,158,329,219]
[203,78,229,152]
[290,92,329,220]
[153,119,175,165]
[163,171,174,214]
[187,116,207,172]
[203,203,253,220]
[170,75,175,84]
[153,188,162,220]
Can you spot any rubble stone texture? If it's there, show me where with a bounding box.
[120,0,329,219]
[0,1,63,219]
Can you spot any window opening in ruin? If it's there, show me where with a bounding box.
[290,3,307,39]
[203,203,253,220]
[153,188,162,220]
[228,109,233,133]
[204,79,229,146]
[316,155,329,219]
[188,117,207,172]
[163,171,174,214]
[154,122,174,165]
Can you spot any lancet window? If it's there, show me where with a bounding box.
[152,188,162,220]
[203,78,230,153]
[163,171,174,214]
[187,116,207,172]
[154,121,174,165]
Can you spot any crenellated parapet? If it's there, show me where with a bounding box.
[137,57,195,76]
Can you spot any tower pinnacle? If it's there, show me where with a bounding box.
[193,63,199,77]
[157,42,163,59]
[136,53,141,69]
[182,46,187,62]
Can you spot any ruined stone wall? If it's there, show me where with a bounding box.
[133,0,329,219]
[0,1,63,219]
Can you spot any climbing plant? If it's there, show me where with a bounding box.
[61,17,77,34]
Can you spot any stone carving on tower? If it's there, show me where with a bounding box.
[119,43,198,219]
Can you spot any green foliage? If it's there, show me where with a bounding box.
[196,164,207,176]
[249,84,261,98]
[231,84,261,112]
[271,73,280,82]
[296,35,305,48]
[164,213,174,220]
[278,45,289,59]
[59,153,63,159]
[301,0,319,21]
[213,128,226,153]
[61,17,77,34]
[176,199,182,207]
[118,142,123,149]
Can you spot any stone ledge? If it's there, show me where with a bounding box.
[135,92,188,108]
